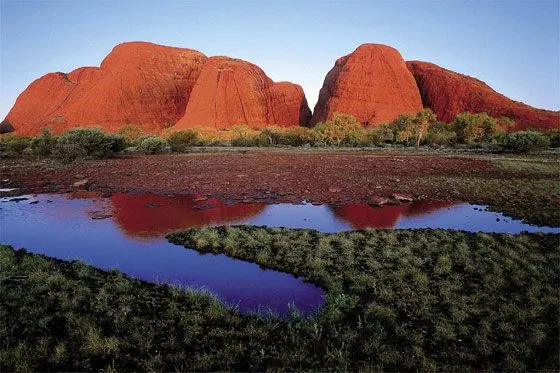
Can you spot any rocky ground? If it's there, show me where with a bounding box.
[1,149,559,226]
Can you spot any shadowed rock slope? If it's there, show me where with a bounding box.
[407,61,559,131]
[173,56,311,130]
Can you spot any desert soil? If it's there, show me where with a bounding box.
[1,149,558,226]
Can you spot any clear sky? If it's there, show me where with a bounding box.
[1,0,559,118]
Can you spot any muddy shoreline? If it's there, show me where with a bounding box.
[1,151,490,202]
[1,150,558,226]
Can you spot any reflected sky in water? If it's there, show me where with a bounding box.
[1,193,557,315]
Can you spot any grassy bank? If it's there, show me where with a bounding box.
[418,154,560,226]
[2,226,558,371]
[168,226,559,371]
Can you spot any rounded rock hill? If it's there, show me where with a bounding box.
[5,42,208,135]
[407,61,560,131]
[311,44,423,126]
[173,56,311,130]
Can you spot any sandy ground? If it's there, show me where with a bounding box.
[1,150,491,203]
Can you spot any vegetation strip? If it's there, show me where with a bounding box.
[3,225,554,371]
[167,226,559,371]
[1,112,558,161]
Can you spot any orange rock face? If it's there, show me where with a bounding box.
[6,42,208,135]
[407,61,560,131]
[5,43,310,135]
[173,57,310,130]
[311,44,423,126]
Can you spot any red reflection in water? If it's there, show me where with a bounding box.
[331,201,455,229]
[110,194,266,239]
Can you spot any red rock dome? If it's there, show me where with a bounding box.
[311,44,423,126]
[5,42,208,135]
[173,56,311,129]
[407,61,560,131]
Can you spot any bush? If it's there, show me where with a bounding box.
[545,129,560,148]
[138,136,169,154]
[30,130,57,156]
[167,130,199,152]
[387,113,415,145]
[260,126,316,146]
[313,113,365,146]
[53,128,126,162]
[230,125,264,147]
[117,124,144,144]
[500,131,551,153]
[426,122,457,146]
[452,112,505,144]
[0,135,32,155]
[133,134,157,147]
[53,142,88,162]
[367,124,394,145]
[385,109,438,146]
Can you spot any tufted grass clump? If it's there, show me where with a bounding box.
[2,225,559,371]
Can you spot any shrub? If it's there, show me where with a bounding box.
[260,126,316,146]
[367,124,394,145]
[412,109,438,146]
[117,124,144,143]
[426,122,457,146]
[452,112,505,144]
[545,129,560,148]
[230,125,263,147]
[53,142,87,162]
[167,130,199,152]
[138,136,169,154]
[386,109,438,146]
[313,113,365,146]
[500,131,550,153]
[30,130,57,156]
[0,135,32,155]
[53,128,126,162]
[133,134,157,147]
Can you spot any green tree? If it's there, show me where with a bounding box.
[314,113,365,146]
[388,113,415,145]
[412,109,438,146]
[452,112,505,144]
[167,130,199,152]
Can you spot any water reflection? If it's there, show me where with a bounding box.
[0,194,322,315]
[110,194,266,240]
[1,193,557,315]
[330,201,455,229]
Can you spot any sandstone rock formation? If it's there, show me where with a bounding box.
[5,43,310,135]
[0,119,15,134]
[173,56,311,129]
[5,41,557,135]
[407,61,559,131]
[311,44,423,126]
[5,42,208,135]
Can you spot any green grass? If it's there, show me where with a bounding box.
[168,226,559,371]
[2,226,556,371]
[417,154,560,226]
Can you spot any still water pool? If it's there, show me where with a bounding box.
[1,193,557,315]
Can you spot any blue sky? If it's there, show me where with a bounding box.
[1,0,559,118]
